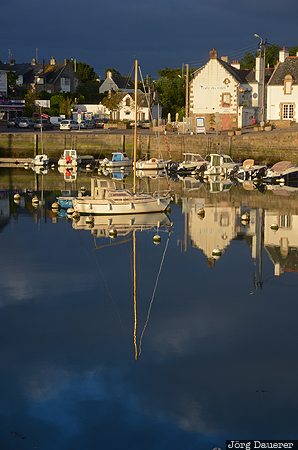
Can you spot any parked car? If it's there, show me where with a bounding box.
[18,118,35,128]
[50,116,63,128]
[129,120,142,128]
[94,118,108,128]
[7,117,20,128]
[60,120,79,131]
[141,120,151,129]
[34,119,53,130]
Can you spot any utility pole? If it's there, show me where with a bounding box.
[254,33,267,125]
[185,63,189,118]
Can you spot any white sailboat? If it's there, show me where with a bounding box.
[73,60,171,215]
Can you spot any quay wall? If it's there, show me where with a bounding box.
[1,130,298,164]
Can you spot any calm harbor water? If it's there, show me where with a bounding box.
[0,168,298,449]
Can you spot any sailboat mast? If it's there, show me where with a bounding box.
[133,59,138,194]
[133,229,138,360]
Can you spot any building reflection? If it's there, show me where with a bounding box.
[264,211,298,276]
[182,194,298,279]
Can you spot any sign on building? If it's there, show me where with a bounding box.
[195,117,206,134]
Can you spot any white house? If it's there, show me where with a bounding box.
[0,64,8,97]
[109,91,151,121]
[266,49,298,125]
[189,48,264,131]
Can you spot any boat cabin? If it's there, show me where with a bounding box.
[111,152,129,162]
[205,153,239,176]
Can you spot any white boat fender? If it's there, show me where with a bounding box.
[120,166,125,171]
[14,193,21,201]
[31,196,39,205]
[67,207,74,215]
[109,229,117,238]
[24,162,29,168]
[212,248,222,257]
[197,208,205,218]
[80,186,86,193]
[86,215,94,224]
[72,211,80,220]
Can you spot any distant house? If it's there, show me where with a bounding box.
[189,48,269,131]
[107,91,151,121]
[34,57,79,94]
[5,59,41,92]
[267,48,298,125]
[0,61,8,97]
[99,70,134,94]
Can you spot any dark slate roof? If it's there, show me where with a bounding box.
[0,61,9,71]
[268,57,298,85]
[218,59,252,83]
[38,63,68,82]
[112,73,134,90]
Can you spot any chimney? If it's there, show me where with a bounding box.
[296,52,298,57]
[231,60,240,70]
[209,48,218,60]
[221,55,228,63]
[64,58,69,65]
[279,48,289,63]
[49,56,56,66]
[31,58,36,66]
[255,55,263,83]
[107,70,112,79]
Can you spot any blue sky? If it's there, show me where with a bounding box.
[1,0,298,78]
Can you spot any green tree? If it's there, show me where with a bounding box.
[101,91,123,112]
[7,71,17,97]
[76,62,97,82]
[240,52,256,69]
[24,90,39,117]
[265,45,280,67]
[289,46,298,56]
[155,68,186,119]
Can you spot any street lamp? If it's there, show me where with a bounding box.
[254,33,267,125]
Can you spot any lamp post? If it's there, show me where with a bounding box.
[254,33,267,125]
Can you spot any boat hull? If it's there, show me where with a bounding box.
[73,195,171,215]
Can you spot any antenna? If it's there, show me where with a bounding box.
[35,47,38,63]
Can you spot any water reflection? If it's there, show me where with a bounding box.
[0,169,298,449]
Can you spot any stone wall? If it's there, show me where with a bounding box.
[1,130,298,164]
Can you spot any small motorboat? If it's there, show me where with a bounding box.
[235,159,267,181]
[58,149,81,167]
[135,157,170,171]
[204,153,240,177]
[262,161,298,185]
[32,154,49,166]
[176,153,207,174]
[100,152,132,168]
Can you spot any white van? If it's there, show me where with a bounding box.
[50,116,62,127]
[60,120,79,131]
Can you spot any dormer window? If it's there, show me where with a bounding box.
[284,74,293,95]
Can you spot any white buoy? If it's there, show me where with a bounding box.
[80,186,86,193]
[153,234,161,245]
[241,212,250,222]
[67,207,74,215]
[212,248,222,258]
[86,164,91,170]
[109,228,117,238]
[51,202,59,210]
[51,164,55,170]
[270,223,279,231]
[120,166,125,171]
[14,193,21,201]
[32,195,39,205]
[24,162,29,169]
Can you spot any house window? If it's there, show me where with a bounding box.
[282,103,294,119]
[125,97,131,107]
[279,214,291,229]
[221,92,231,107]
[284,75,292,95]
